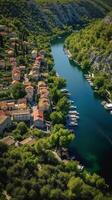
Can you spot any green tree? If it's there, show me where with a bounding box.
[56,96,69,114]
[50,111,65,125]
[50,188,64,200]
[17,122,28,135]
[40,185,51,199]
[67,177,83,196]
[49,125,75,152]
[11,83,26,99]
[0,142,8,156]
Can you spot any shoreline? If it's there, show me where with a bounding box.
[64,47,112,114]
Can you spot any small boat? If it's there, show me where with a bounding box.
[69,100,74,104]
[61,88,69,93]
[104,103,112,110]
[66,93,71,96]
[56,72,59,77]
[69,121,78,126]
[69,105,77,109]
[68,114,79,119]
[68,114,78,117]
[68,111,79,115]
[71,116,80,119]
[84,74,89,77]
[69,122,75,126]
[70,119,77,123]
[110,111,112,115]
[75,123,78,126]
[77,164,84,171]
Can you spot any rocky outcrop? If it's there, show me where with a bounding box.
[0,0,112,33]
[37,1,112,28]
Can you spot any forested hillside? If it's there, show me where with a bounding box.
[0,0,112,33]
[65,13,112,99]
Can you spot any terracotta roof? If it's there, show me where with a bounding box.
[25,85,33,90]
[0,110,5,116]
[12,80,19,85]
[38,81,46,88]
[40,88,49,95]
[0,115,8,124]
[33,109,44,121]
[39,97,49,103]
[38,100,50,111]
[20,137,35,145]
[23,81,31,87]
[9,57,16,62]
[12,67,20,74]
[40,94,49,99]
[0,101,7,108]
[17,103,27,110]
[36,56,43,61]
[0,136,15,146]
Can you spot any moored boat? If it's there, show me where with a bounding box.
[69,105,77,109]
[68,110,79,115]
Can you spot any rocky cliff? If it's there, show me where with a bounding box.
[0,0,112,33]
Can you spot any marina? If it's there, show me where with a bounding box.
[61,86,80,128]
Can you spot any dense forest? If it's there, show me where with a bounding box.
[0,0,112,33]
[0,134,112,200]
[65,13,112,100]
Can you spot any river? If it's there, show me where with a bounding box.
[51,39,112,185]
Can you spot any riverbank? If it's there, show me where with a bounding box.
[52,38,112,185]
[64,46,112,115]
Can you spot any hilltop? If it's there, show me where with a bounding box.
[0,0,112,33]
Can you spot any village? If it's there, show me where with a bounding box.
[0,23,80,149]
[0,24,51,147]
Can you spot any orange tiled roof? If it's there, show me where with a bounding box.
[33,109,44,121]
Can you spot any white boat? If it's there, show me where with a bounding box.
[68,114,78,117]
[74,123,78,126]
[61,88,69,93]
[110,111,112,115]
[90,82,94,86]
[69,122,78,126]
[70,119,77,123]
[77,164,84,171]
[68,111,79,115]
[66,93,71,96]
[56,72,59,77]
[84,74,89,78]
[68,114,79,119]
[69,100,74,103]
[71,116,80,119]
[69,105,77,109]
[105,103,112,110]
